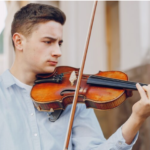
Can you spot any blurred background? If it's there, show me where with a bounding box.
[1,1,150,149]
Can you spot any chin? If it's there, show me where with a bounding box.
[43,66,56,73]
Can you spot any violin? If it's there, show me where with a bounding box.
[30,1,148,149]
[31,66,147,112]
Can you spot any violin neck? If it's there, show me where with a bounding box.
[87,75,147,90]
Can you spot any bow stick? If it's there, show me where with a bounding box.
[63,1,98,150]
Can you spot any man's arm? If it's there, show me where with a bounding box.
[72,83,150,150]
[122,83,150,144]
[71,104,138,150]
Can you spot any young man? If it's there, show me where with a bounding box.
[1,3,150,150]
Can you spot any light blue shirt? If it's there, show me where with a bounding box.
[0,69,138,150]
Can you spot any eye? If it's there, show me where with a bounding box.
[59,42,63,47]
[44,41,51,44]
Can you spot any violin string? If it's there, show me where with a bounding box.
[91,75,147,87]
[91,77,139,88]
[91,75,135,84]
[62,72,146,86]
[60,72,147,89]
[88,76,147,90]
[88,78,137,90]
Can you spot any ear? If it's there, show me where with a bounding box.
[12,33,25,51]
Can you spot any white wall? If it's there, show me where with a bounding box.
[59,1,107,74]
[119,1,150,71]
[119,1,141,71]
[139,1,150,62]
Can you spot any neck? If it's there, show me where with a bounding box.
[10,59,36,86]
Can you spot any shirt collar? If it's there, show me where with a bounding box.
[1,69,16,88]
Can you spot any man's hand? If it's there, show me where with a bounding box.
[132,83,150,121]
[122,83,150,145]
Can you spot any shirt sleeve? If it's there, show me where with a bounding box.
[71,104,138,150]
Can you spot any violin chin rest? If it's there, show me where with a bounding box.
[48,109,63,122]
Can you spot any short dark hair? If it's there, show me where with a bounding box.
[11,3,66,48]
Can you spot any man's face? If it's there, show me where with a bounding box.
[22,21,63,74]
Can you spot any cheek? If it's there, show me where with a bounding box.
[32,48,43,62]
[23,40,49,66]
[25,46,44,65]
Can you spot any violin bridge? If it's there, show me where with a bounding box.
[69,71,77,86]
[50,108,54,112]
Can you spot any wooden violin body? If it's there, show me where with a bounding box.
[31,66,135,112]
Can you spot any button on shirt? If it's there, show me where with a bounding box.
[0,70,138,150]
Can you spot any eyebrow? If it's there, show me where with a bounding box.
[43,36,63,43]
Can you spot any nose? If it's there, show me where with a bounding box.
[51,44,62,58]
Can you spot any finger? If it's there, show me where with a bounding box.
[142,85,150,99]
[142,86,149,98]
[136,83,148,100]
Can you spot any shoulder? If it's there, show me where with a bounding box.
[0,71,10,97]
[0,69,16,90]
[0,74,4,92]
[0,75,3,89]
[0,73,2,81]
[0,76,4,102]
[0,73,5,88]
